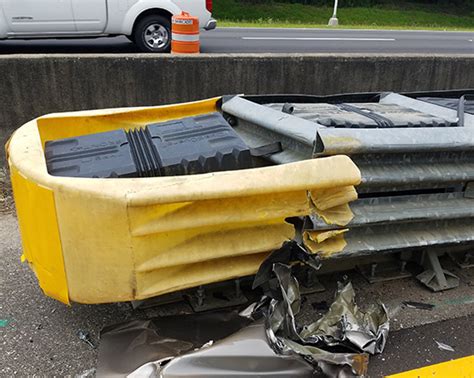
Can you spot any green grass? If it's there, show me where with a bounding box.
[213,0,474,30]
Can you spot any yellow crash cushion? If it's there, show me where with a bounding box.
[10,168,69,304]
[7,97,361,304]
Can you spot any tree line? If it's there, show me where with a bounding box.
[237,0,474,9]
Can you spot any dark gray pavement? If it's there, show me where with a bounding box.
[0,27,473,54]
[1,211,474,376]
[369,315,474,376]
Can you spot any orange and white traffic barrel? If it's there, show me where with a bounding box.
[171,12,200,54]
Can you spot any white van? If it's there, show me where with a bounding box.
[0,0,216,52]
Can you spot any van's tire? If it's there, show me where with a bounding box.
[133,15,171,53]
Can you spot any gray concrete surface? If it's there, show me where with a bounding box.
[0,28,473,54]
[1,210,473,376]
[1,53,474,166]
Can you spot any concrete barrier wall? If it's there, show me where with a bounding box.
[1,53,473,164]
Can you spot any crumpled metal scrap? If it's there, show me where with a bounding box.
[253,240,321,298]
[97,241,389,378]
[260,263,389,377]
[300,280,389,355]
[96,312,251,377]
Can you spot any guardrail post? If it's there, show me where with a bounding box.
[449,251,474,269]
[416,251,459,292]
[297,266,325,295]
[357,256,412,283]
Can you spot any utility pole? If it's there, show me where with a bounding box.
[328,0,339,26]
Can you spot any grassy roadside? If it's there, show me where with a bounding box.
[214,0,474,31]
[218,21,474,31]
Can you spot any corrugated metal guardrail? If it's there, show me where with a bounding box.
[222,91,474,290]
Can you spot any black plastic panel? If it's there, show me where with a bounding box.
[147,112,252,176]
[45,113,253,178]
[45,129,137,178]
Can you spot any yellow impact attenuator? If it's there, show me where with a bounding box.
[387,355,474,378]
[7,97,361,304]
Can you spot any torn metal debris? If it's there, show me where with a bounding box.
[97,311,251,376]
[402,301,435,310]
[77,330,96,349]
[435,340,455,352]
[299,281,389,355]
[262,263,388,377]
[252,240,322,295]
[154,321,315,378]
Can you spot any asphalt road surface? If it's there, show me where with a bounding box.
[0,27,473,54]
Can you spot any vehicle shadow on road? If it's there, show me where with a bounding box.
[0,37,138,54]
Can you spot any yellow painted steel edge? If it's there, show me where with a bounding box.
[10,168,69,304]
[386,355,474,378]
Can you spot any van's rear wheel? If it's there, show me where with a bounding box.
[134,15,171,53]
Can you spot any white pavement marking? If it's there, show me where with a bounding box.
[242,37,396,41]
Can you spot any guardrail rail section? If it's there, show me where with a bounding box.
[222,91,474,291]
